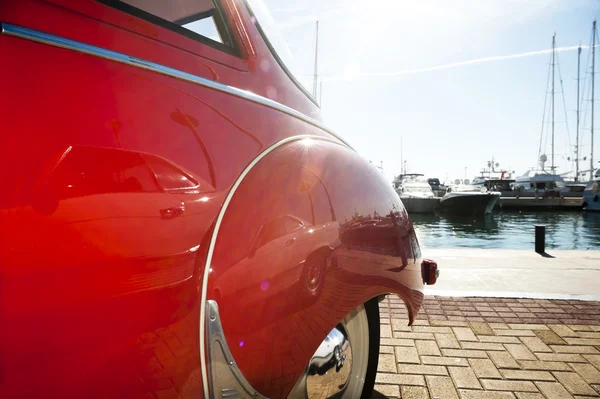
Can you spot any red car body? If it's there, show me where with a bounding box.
[0,1,430,397]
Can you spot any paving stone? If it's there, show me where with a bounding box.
[505,344,537,360]
[453,327,478,342]
[520,336,553,353]
[421,356,469,367]
[373,384,400,398]
[564,338,600,346]
[380,338,415,347]
[549,325,580,338]
[535,381,575,399]
[468,358,502,379]
[489,323,509,329]
[449,366,482,389]
[551,346,600,354]
[458,390,515,399]
[378,354,397,372]
[536,353,587,363]
[401,385,430,399]
[479,336,521,344]
[376,372,425,386]
[514,393,546,399]
[480,379,539,392]
[397,364,449,376]
[392,319,412,331]
[394,332,435,340]
[582,355,600,369]
[553,372,598,396]
[508,324,550,330]
[436,333,461,349]
[412,326,453,334]
[396,345,420,364]
[496,330,537,337]
[500,369,556,381]
[429,320,469,327]
[578,332,600,339]
[426,375,459,399]
[569,363,600,384]
[416,340,442,356]
[519,360,572,371]
[380,345,394,354]
[441,349,488,358]
[488,350,520,369]
[461,342,505,351]
[470,322,494,335]
[414,320,432,326]
[381,324,392,338]
[536,330,568,345]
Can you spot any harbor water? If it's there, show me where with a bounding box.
[411,211,600,250]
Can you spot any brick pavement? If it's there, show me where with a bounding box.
[372,296,600,398]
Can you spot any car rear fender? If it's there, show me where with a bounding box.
[201,135,424,398]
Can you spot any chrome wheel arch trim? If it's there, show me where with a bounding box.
[199,135,348,397]
[205,300,268,399]
[0,23,352,149]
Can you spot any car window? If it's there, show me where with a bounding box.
[100,0,238,55]
[254,218,287,249]
[282,216,303,233]
[142,155,199,191]
[244,0,316,104]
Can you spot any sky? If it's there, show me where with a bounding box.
[260,0,600,183]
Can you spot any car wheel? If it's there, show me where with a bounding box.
[289,298,380,399]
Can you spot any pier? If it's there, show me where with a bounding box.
[498,197,584,211]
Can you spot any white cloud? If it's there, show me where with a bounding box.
[321,45,588,82]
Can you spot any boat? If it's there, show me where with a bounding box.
[439,183,501,216]
[583,169,600,211]
[397,175,439,213]
[511,161,567,197]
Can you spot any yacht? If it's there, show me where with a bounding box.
[440,183,501,216]
[583,169,600,211]
[512,169,567,196]
[396,175,439,213]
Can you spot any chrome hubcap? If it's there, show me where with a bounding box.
[303,305,369,399]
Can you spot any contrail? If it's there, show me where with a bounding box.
[322,45,589,81]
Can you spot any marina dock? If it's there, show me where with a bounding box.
[422,248,600,300]
[498,197,584,211]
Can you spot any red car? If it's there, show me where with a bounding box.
[0,1,437,398]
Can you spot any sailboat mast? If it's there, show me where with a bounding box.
[592,20,596,180]
[400,137,403,175]
[312,21,319,98]
[319,81,323,106]
[551,33,556,172]
[576,46,581,181]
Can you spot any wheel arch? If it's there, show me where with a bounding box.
[200,135,424,398]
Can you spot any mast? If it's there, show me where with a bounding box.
[319,80,323,106]
[576,45,581,181]
[400,137,403,175]
[592,20,596,180]
[551,33,556,172]
[312,21,319,98]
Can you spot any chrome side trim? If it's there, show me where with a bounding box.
[0,23,351,149]
[199,135,344,397]
[206,300,268,399]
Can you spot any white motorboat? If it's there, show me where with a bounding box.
[583,169,600,211]
[397,175,439,213]
[440,184,501,216]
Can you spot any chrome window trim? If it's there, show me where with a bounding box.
[0,23,351,149]
[198,135,345,397]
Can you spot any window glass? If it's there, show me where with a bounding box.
[103,0,235,50]
[245,0,314,99]
[282,216,303,233]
